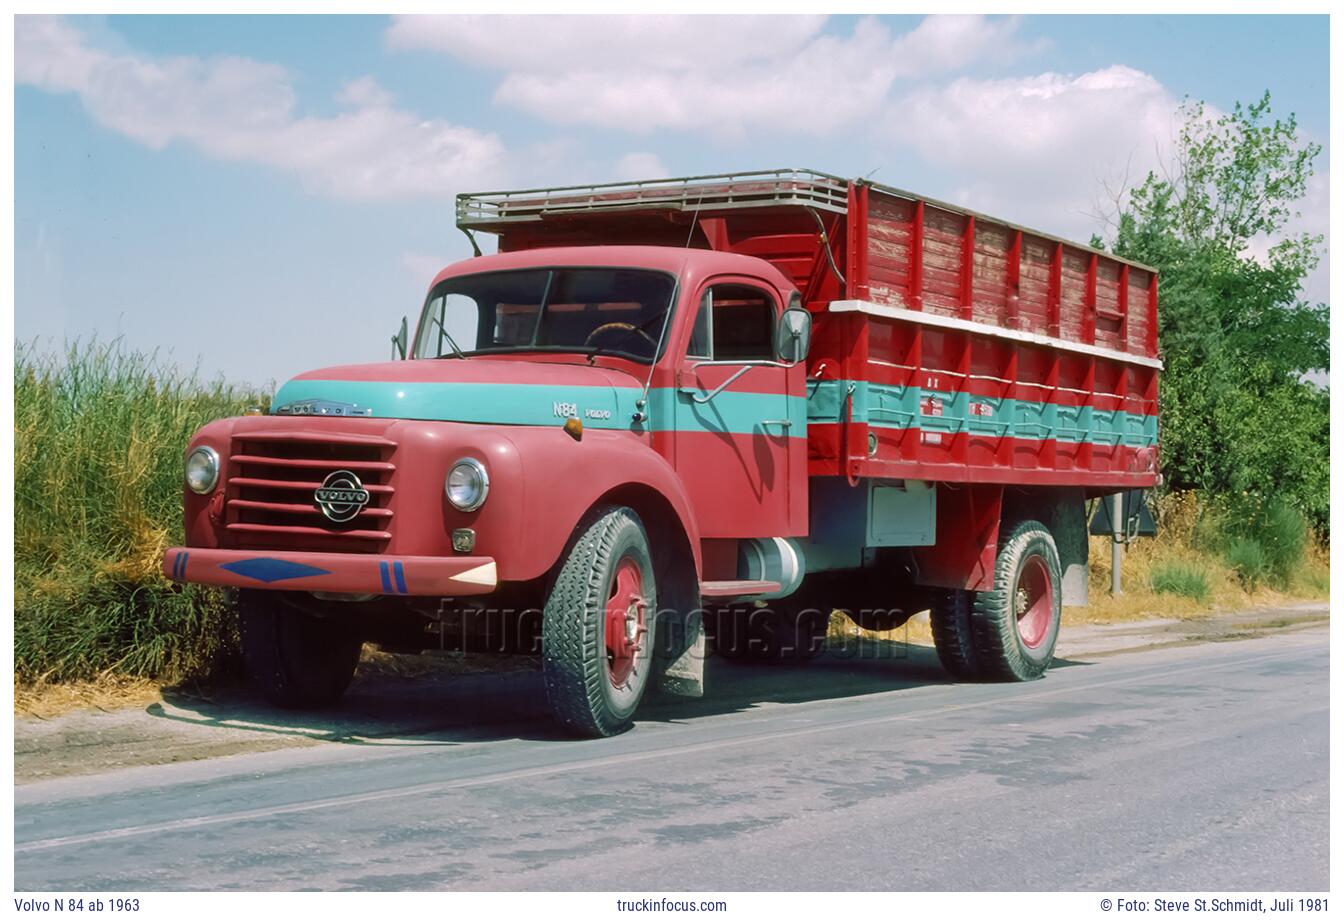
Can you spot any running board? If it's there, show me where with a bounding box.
[700,579,782,598]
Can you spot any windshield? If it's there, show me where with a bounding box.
[414,267,676,363]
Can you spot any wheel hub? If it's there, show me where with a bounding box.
[605,557,647,687]
[1014,553,1054,649]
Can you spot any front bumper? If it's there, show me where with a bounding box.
[162,547,497,597]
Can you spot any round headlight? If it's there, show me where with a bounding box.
[446,457,489,512]
[185,446,220,495]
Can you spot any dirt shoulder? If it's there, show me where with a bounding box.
[13,602,1327,785]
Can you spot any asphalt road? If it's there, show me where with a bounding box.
[14,628,1328,891]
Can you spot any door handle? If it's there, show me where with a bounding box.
[760,419,793,428]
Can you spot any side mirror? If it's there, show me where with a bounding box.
[391,316,408,361]
[775,299,812,365]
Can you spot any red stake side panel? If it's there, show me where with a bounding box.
[458,170,1160,492]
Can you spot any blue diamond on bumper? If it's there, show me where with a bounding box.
[218,557,331,584]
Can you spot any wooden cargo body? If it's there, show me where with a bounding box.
[457,168,1161,494]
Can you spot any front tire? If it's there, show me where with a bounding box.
[237,590,363,708]
[542,506,657,737]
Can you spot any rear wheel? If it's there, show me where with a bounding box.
[542,506,657,737]
[970,520,1062,681]
[237,590,363,708]
[930,588,979,679]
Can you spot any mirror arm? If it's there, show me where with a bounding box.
[679,365,753,404]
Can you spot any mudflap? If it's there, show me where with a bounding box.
[655,608,705,698]
[1048,490,1090,607]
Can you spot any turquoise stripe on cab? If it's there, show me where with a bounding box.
[273,378,807,437]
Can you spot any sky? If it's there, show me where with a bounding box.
[14,13,1331,388]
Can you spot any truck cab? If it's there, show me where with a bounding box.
[165,244,814,737]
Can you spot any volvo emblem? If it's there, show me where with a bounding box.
[314,470,371,523]
[275,399,373,417]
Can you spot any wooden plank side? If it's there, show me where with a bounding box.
[1017,234,1053,336]
[920,206,967,318]
[1094,258,1122,350]
[866,193,914,309]
[1059,248,1089,343]
[1127,269,1153,358]
[971,221,1012,327]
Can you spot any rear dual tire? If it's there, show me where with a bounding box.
[930,520,1062,682]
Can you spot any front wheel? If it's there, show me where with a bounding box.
[542,506,657,737]
[237,590,363,708]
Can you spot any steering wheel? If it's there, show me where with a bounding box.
[584,321,659,349]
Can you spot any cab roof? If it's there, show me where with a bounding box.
[428,245,796,298]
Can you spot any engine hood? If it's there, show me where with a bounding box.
[271,357,644,429]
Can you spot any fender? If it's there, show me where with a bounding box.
[501,426,702,584]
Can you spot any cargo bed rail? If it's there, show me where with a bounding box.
[457,168,849,229]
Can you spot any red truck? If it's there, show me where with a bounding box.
[164,169,1161,737]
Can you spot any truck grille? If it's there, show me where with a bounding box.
[224,431,397,553]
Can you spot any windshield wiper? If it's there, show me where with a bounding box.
[427,315,468,360]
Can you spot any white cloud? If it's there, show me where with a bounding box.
[890,14,1047,74]
[388,14,1042,135]
[888,65,1183,239]
[613,152,667,181]
[15,16,507,201]
[385,14,827,73]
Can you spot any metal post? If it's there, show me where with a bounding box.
[1111,492,1124,596]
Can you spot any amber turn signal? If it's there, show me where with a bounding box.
[563,417,583,441]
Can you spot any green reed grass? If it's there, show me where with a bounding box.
[14,340,265,683]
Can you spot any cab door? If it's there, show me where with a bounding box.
[672,279,806,538]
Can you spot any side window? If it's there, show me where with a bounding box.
[688,290,713,358]
[692,284,776,361]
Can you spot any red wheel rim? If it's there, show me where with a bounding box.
[605,556,646,687]
[1014,554,1053,649]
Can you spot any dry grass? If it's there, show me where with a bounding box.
[15,675,163,720]
[1075,491,1328,625]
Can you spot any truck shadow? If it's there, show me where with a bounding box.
[147,641,1087,747]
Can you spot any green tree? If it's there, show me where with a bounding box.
[1100,93,1329,532]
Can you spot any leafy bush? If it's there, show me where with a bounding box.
[1225,539,1271,591]
[1257,500,1310,585]
[14,340,264,683]
[1103,93,1329,537]
[1204,494,1306,588]
[1149,561,1212,603]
